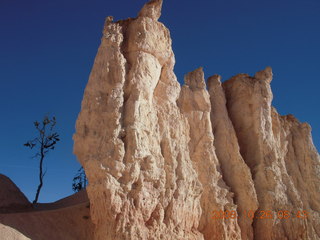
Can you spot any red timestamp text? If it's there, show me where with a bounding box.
[212,210,308,220]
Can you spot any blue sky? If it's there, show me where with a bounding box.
[0,0,319,203]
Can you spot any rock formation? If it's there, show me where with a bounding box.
[208,75,258,240]
[177,68,240,240]
[223,70,320,239]
[0,224,30,240]
[73,0,320,239]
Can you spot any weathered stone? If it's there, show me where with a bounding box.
[223,68,320,240]
[74,1,320,239]
[0,224,30,240]
[208,75,258,240]
[178,68,241,240]
[74,1,209,239]
[138,0,163,21]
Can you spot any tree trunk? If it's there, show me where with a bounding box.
[33,152,44,204]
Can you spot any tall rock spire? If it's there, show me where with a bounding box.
[138,0,163,20]
[74,0,240,239]
[207,75,258,240]
[74,1,320,239]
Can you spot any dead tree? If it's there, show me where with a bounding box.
[72,167,88,192]
[24,115,60,204]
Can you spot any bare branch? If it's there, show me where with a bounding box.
[24,114,59,204]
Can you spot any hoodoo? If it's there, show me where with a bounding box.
[74,0,320,239]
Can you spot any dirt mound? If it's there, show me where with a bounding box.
[0,174,31,213]
[0,201,93,240]
[0,175,94,239]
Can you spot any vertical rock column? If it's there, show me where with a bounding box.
[75,0,210,239]
[178,68,241,240]
[272,111,320,239]
[223,67,320,240]
[73,12,128,240]
[207,75,258,240]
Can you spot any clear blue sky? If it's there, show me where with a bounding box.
[0,0,319,203]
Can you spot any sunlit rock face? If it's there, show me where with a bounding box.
[73,1,320,239]
[207,75,258,240]
[177,68,241,240]
[0,224,30,240]
[223,69,320,240]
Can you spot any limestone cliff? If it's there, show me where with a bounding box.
[73,0,320,239]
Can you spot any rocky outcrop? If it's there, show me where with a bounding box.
[208,75,258,240]
[0,224,30,240]
[178,68,240,240]
[73,0,320,239]
[74,0,208,238]
[223,68,320,239]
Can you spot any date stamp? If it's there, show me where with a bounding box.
[212,210,308,220]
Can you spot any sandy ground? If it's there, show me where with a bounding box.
[0,190,94,240]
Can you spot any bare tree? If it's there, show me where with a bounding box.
[72,167,88,192]
[24,115,60,204]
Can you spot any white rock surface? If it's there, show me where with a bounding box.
[0,224,30,240]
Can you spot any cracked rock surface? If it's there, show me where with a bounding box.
[74,1,320,239]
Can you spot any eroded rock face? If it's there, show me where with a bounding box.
[74,1,320,239]
[74,0,208,238]
[178,68,241,240]
[223,68,320,240]
[0,224,30,240]
[207,75,258,240]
